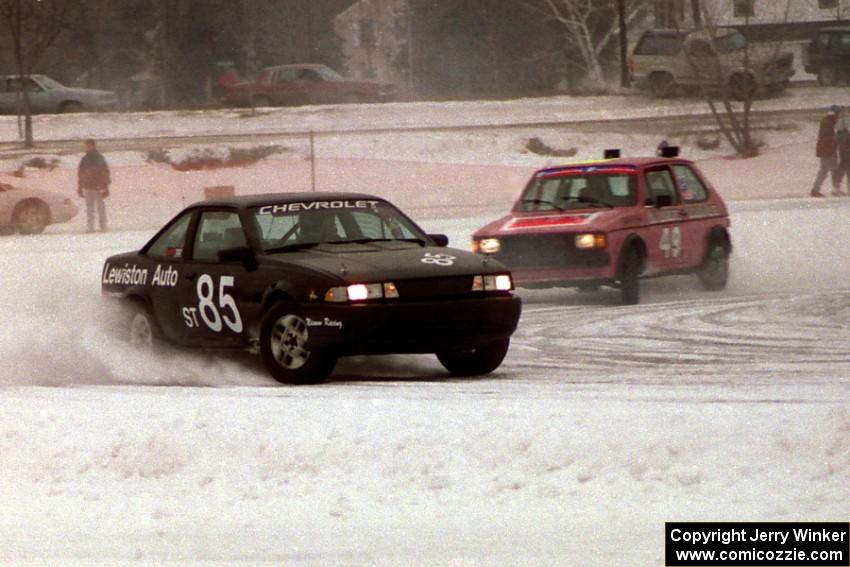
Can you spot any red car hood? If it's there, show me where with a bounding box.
[474,209,620,238]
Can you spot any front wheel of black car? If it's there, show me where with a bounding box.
[260,302,337,385]
[436,338,510,376]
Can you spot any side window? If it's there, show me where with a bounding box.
[193,211,247,261]
[816,33,831,50]
[147,212,193,259]
[839,33,850,51]
[687,39,714,57]
[672,164,708,203]
[274,69,298,82]
[644,168,679,206]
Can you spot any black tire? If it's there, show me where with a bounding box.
[648,72,675,98]
[698,242,730,291]
[13,200,49,235]
[818,67,838,87]
[252,95,271,108]
[127,301,163,348]
[729,73,757,101]
[60,101,84,113]
[618,245,641,306]
[260,301,337,384]
[436,338,510,376]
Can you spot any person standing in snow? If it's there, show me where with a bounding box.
[832,115,850,196]
[810,105,842,198]
[77,138,111,232]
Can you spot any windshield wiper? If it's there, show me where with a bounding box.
[519,198,565,211]
[265,242,320,253]
[329,237,427,246]
[561,196,614,209]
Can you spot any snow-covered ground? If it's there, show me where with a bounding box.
[1,94,849,566]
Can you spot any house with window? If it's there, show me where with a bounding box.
[333,0,410,94]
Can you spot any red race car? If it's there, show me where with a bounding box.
[472,148,731,304]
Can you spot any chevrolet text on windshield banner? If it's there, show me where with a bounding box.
[665,522,850,567]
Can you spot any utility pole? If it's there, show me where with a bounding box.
[618,0,629,87]
[406,0,416,98]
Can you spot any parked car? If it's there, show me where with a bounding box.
[471,149,732,305]
[223,64,396,107]
[101,192,522,384]
[630,27,794,99]
[0,182,79,235]
[0,74,118,114]
[804,26,850,86]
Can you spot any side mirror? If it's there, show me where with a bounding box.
[428,233,449,247]
[217,246,258,270]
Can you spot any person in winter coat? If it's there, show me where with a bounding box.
[77,138,111,232]
[833,117,850,196]
[810,105,842,197]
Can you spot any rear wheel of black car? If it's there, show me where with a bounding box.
[127,301,163,349]
[618,245,641,306]
[436,338,510,376]
[698,242,730,291]
[260,301,337,385]
[817,67,838,87]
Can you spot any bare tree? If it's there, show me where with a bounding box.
[515,0,650,91]
[0,0,79,147]
[690,2,793,155]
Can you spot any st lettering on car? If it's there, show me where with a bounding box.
[175,209,260,347]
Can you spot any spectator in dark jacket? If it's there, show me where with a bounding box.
[833,117,850,196]
[77,138,111,232]
[810,105,841,197]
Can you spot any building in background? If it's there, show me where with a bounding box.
[333,0,410,95]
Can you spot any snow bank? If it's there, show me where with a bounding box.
[0,390,847,566]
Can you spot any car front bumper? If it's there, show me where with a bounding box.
[301,295,522,355]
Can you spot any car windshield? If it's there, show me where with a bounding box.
[714,31,747,53]
[251,199,429,251]
[515,171,637,212]
[33,75,64,89]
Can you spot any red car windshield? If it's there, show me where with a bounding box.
[515,171,637,212]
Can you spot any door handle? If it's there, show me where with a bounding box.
[184,271,198,281]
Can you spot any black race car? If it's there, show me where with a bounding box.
[102,193,522,384]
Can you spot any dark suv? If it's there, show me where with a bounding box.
[805,27,850,86]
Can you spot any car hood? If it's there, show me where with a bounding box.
[264,241,507,282]
[474,208,620,238]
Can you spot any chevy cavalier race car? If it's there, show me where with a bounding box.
[472,149,731,304]
[102,193,522,384]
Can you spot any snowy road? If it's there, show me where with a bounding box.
[0,198,848,566]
